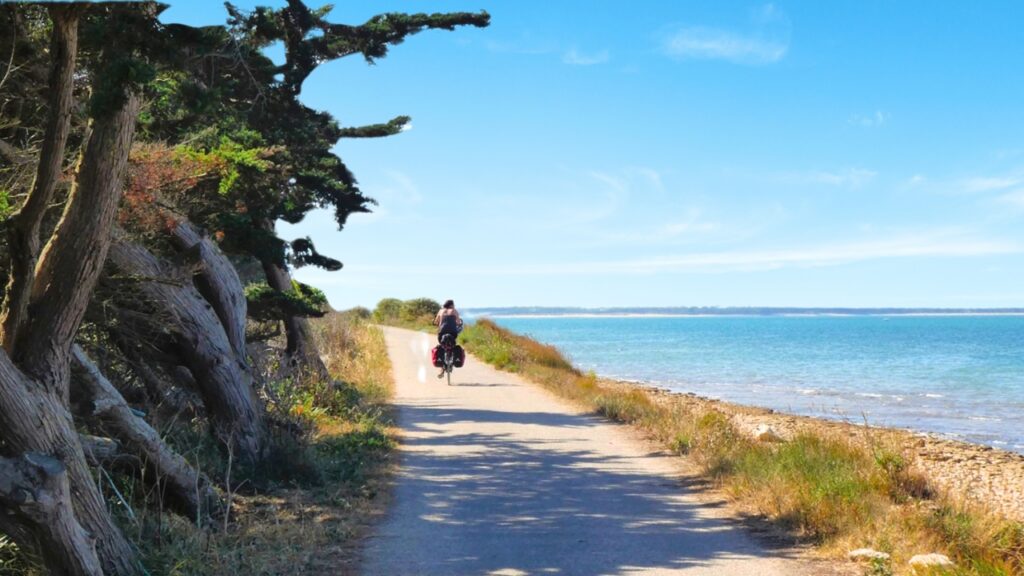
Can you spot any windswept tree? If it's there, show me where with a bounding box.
[141,1,491,378]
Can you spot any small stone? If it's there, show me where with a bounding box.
[753,424,783,442]
[848,548,890,562]
[909,553,954,570]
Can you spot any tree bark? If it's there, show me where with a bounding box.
[71,346,223,523]
[0,351,138,575]
[260,254,328,381]
[0,81,143,576]
[168,220,248,359]
[0,452,103,576]
[17,93,140,404]
[107,240,268,464]
[0,5,81,355]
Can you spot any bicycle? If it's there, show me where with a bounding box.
[434,333,464,386]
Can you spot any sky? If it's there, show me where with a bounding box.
[160,1,1024,309]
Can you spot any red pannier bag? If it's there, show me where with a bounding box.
[453,345,465,368]
[430,345,444,367]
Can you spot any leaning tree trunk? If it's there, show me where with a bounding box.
[0,6,80,354]
[0,354,104,576]
[0,87,143,574]
[260,256,329,381]
[71,346,223,523]
[168,220,247,359]
[107,240,268,464]
[0,451,102,576]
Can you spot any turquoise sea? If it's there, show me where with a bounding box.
[487,315,1024,453]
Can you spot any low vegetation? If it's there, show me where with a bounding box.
[459,318,1024,576]
[135,311,395,575]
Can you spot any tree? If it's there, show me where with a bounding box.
[0,5,153,572]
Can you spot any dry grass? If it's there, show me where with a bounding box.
[131,311,397,575]
[460,318,1024,576]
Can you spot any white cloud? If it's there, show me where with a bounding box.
[663,27,787,64]
[849,110,888,127]
[996,189,1024,208]
[961,176,1022,193]
[562,47,610,66]
[662,4,790,65]
[782,168,877,188]
[358,232,1019,277]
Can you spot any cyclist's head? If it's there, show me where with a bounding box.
[443,299,455,309]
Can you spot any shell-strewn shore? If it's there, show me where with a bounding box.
[611,379,1024,522]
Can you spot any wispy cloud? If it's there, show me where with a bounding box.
[781,168,877,188]
[961,176,1022,193]
[996,189,1024,209]
[359,231,1018,277]
[562,47,610,66]
[661,3,790,65]
[849,110,888,127]
[663,28,787,64]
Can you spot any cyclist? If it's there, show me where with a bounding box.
[433,299,463,378]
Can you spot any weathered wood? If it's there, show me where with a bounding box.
[0,350,133,575]
[107,240,268,464]
[169,220,248,358]
[71,346,223,522]
[1,6,81,355]
[0,452,103,576]
[18,92,141,404]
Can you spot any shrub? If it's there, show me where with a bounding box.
[400,297,440,324]
[373,297,403,323]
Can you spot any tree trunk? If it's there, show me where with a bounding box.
[107,240,268,464]
[0,77,143,576]
[0,452,103,576]
[17,94,140,404]
[71,346,223,523]
[168,220,248,359]
[1,5,81,355]
[261,256,328,381]
[0,352,137,575]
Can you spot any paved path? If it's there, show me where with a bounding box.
[360,327,834,576]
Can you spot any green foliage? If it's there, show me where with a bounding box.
[245,280,329,322]
[372,297,403,323]
[400,297,439,323]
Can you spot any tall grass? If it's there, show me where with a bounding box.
[131,311,396,575]
[460,318,1024,576]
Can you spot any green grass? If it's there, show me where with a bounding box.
[457,317,1024,576]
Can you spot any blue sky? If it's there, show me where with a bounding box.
[161,1,1024,309]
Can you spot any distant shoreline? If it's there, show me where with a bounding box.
[467,308,1024,319]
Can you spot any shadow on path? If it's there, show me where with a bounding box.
[365,401,803,575]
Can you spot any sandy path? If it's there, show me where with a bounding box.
[360,327,836,576]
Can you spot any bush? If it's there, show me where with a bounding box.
[373,297,403,323]
[400,297,440,324]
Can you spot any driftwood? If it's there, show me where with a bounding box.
[72,345,223,522]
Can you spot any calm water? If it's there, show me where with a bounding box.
[489,315,1024,453]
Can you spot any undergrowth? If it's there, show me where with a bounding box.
[459,318,1024,576]
[131,311,395,575]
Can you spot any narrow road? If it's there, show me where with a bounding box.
[361,327,837,576]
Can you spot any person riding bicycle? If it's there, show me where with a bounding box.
[433,299,463,378]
